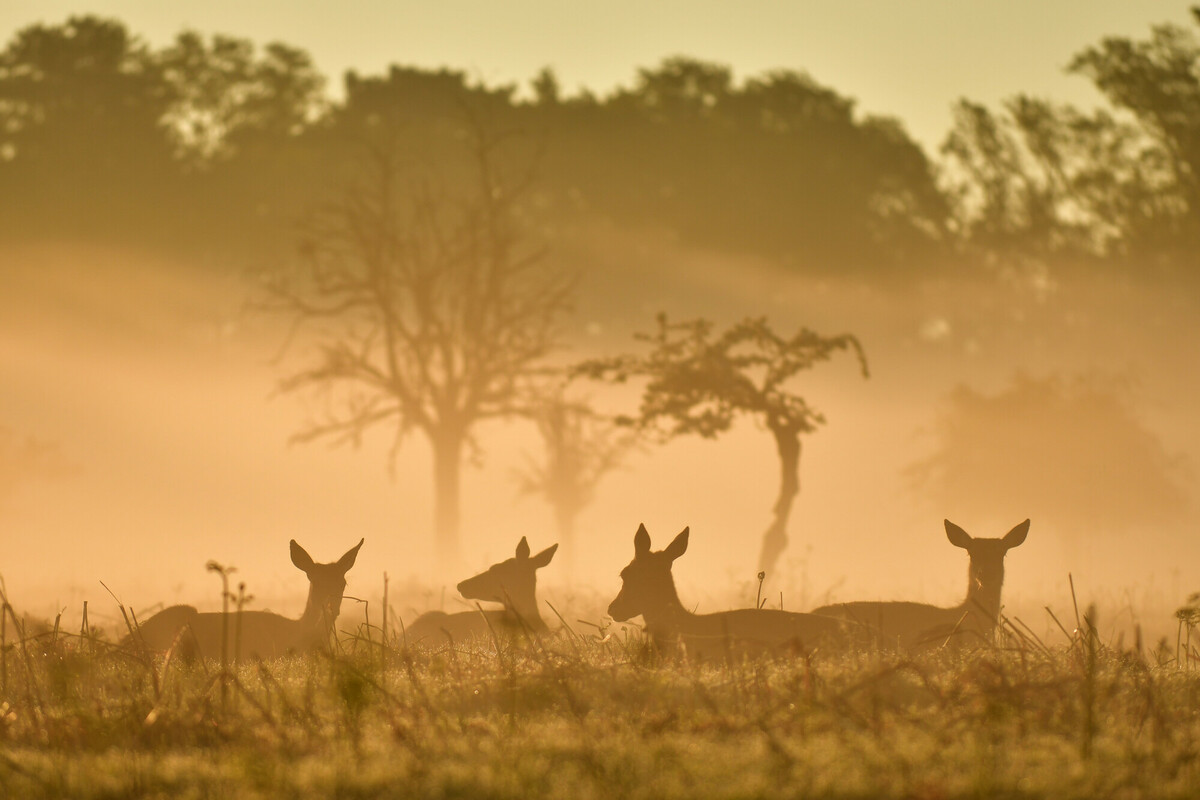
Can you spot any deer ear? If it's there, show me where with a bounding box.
[944,520,972,549]
[664,527,689,561]
[290,540,316,573]
[1003,520,1030,549]
[336,538,364,571]
[634,523,651,557]
[530,543,558,568]
[516,536,531,560]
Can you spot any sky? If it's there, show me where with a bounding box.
[1,1,1195,152]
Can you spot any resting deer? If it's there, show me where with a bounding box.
[608,524,847,660]
[812,519,1029,650]
[129,538,363,660]
[403,537,557,647]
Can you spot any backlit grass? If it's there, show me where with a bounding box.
[2,602,1199,799]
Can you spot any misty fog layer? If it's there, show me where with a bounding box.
[2,234,1195,642]
[0,13,1197,644]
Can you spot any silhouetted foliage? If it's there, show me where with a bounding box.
[0,17,950,275]
[1070,11,1200,270]
[0,16,329,256]
[537,58,950,273]
[5,12,1200,281]
[0,16,178,240]
[158,31,325,164]
[943,10,1200,280]
[267,114,572,570]
[11,13,1200,281]
[0,10,1194,334]
[908,374,1189,536]
[155,30,330,258]
[576,315,868,576]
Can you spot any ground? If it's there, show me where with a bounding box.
[1,613,1199,799]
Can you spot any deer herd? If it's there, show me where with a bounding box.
[128,519,1030,663]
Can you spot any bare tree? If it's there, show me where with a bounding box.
[575,315,867,578]
[513,387,638,578]
[267,117,573,570]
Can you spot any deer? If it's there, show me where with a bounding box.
[402,536,557,648]
[811,519,1029,651]
[607,523,848,661]
[128,538,363,661]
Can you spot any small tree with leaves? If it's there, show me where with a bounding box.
[575,315,868,578]
[267,114,572,571]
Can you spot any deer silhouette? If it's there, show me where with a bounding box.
[403,536,557,647]
[129,538,363,660]
[608,523,846,660]
[812,519,1029,650]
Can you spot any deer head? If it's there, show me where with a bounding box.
[456,536,557,615]
[608,523,689,622]
[290,537,363,624]
[945,519,1029,613]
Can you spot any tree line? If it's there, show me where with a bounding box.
[2,12,1198,279]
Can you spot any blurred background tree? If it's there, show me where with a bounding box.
[0,21,952,276]
[940,8,1200,281]
[908,373,1190,542]
[0,16,177,241]
[513,387,639,580]
[3,12,1199,280]
[157,31,325,164]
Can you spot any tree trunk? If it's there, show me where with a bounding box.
[431,433,463,574]
[757,427,801,578]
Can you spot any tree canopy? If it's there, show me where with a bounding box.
[940,9,1200,279]
[0,16,941,273]
[2,13,1198,279]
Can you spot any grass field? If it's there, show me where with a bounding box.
[1,597,1199,800]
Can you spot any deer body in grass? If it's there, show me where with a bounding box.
[812,519,1029,650]
[608,524,847,660]
[129,538,363,661]
[403,537,557,647]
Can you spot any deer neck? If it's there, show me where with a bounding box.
[501,584,546,631]
[961,559,1005,627]
[638,575,692,635]
[297,588,338,642]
